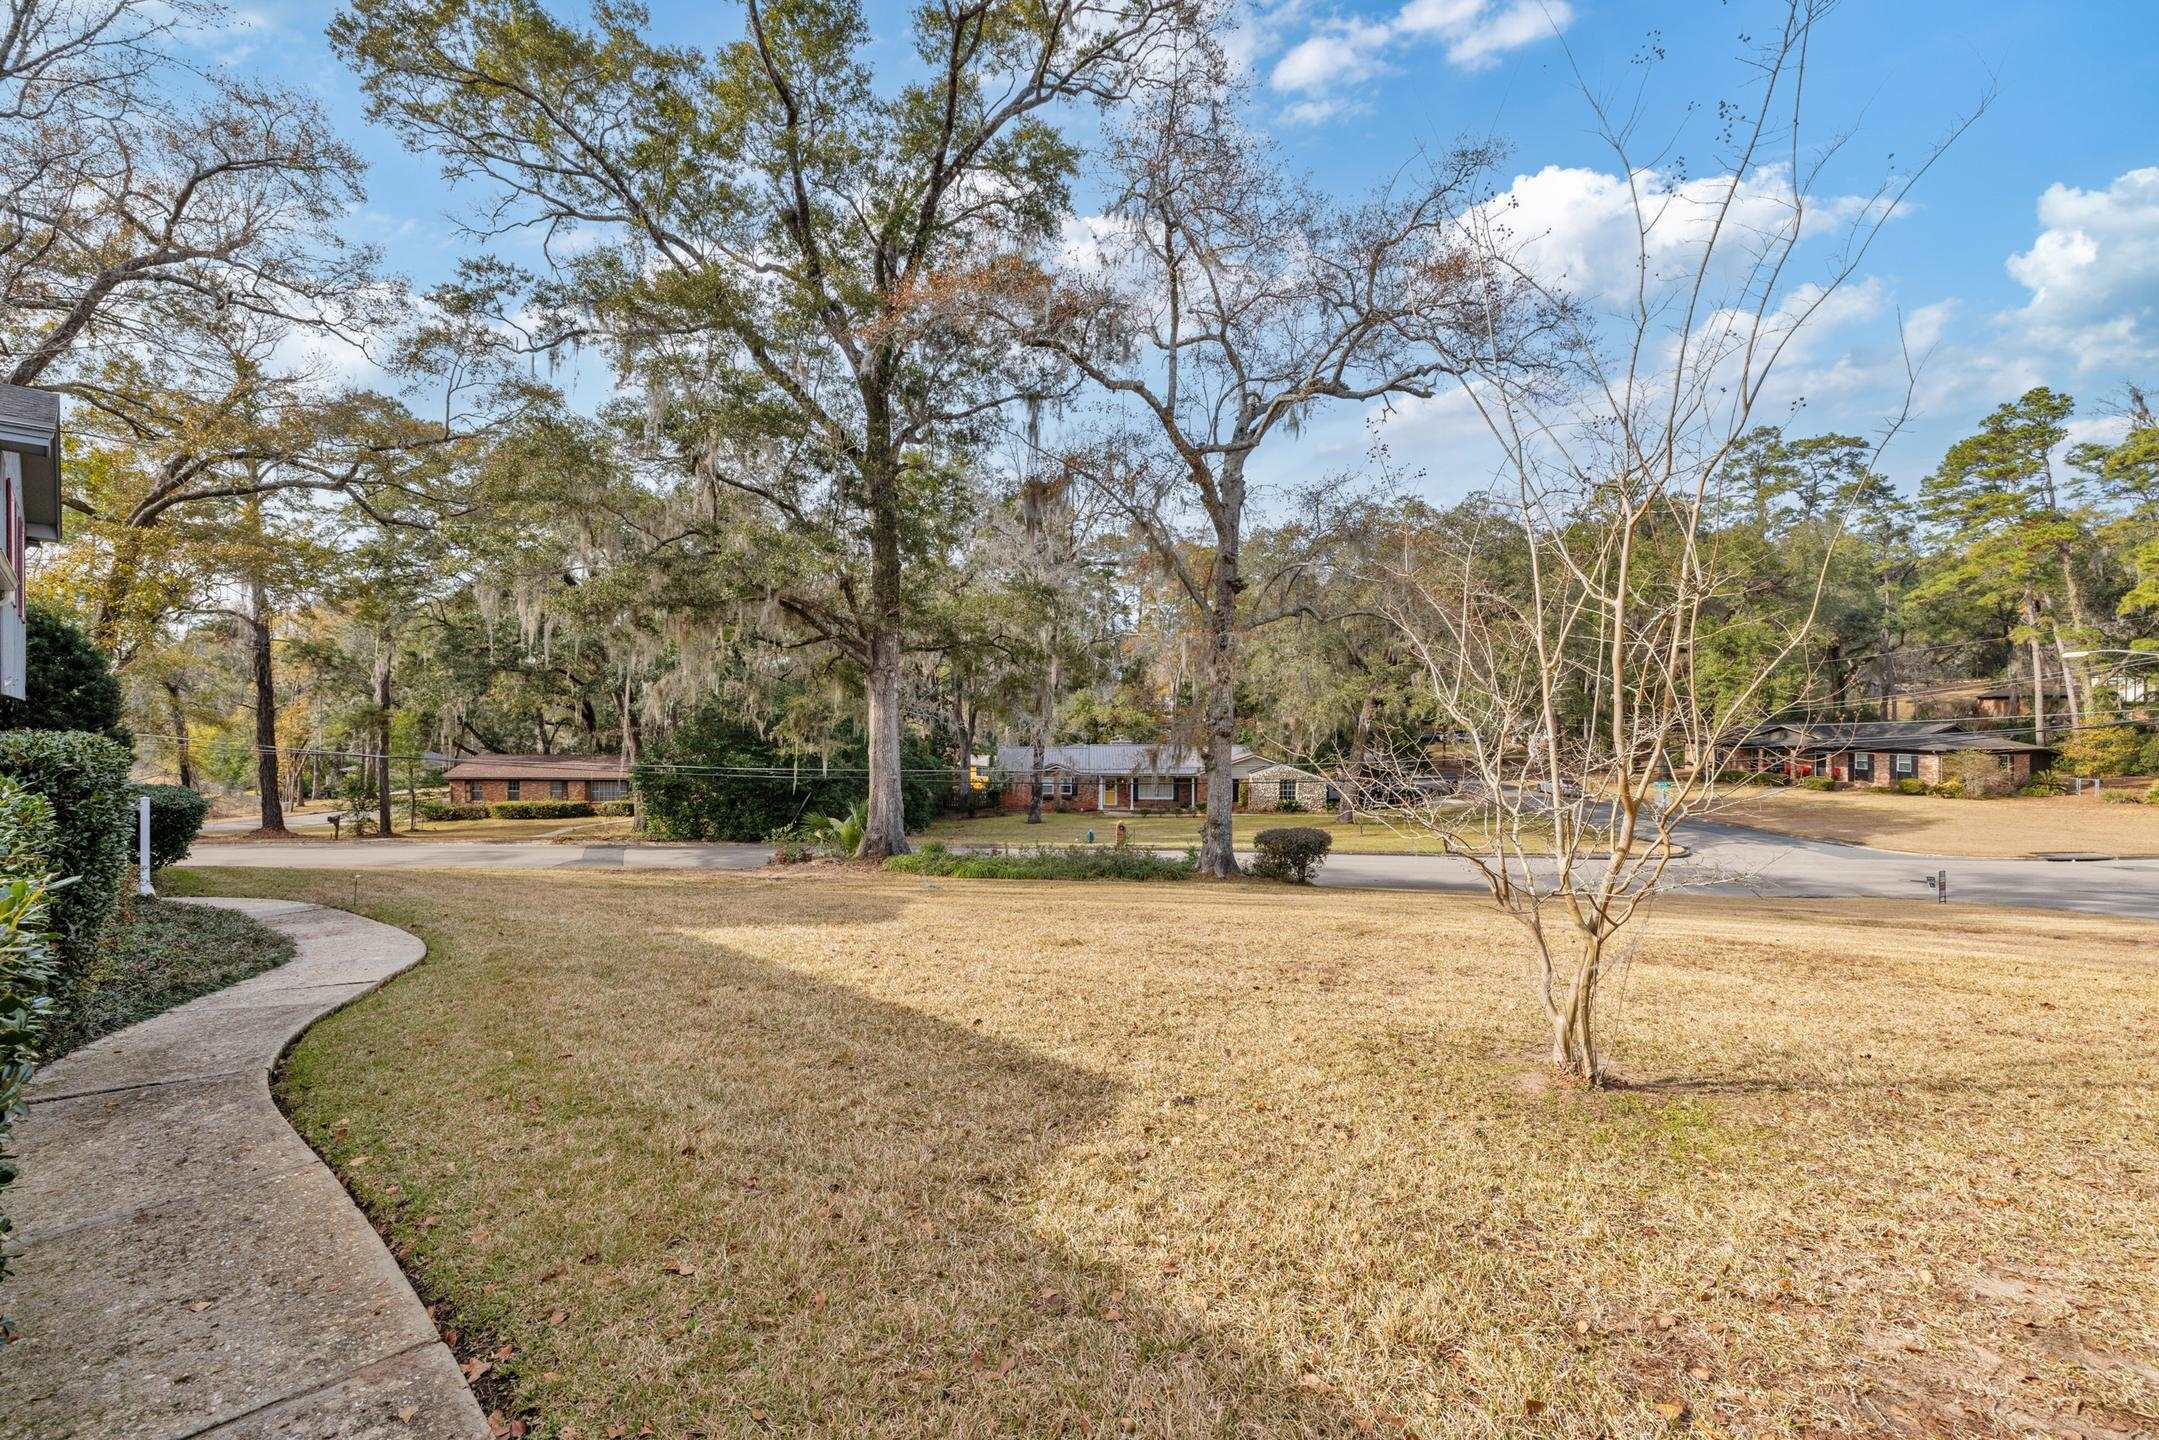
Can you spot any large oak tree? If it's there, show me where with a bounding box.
[332,0,1183,856]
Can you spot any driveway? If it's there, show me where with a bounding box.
[1315,820,2159,920]
[178,823,2159,920]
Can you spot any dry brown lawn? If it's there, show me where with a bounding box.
[168,866,2159,1440]
[194,815,639,845]
[1719,785,2159,857]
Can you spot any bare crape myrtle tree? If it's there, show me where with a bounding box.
[1366,1,1986,1085]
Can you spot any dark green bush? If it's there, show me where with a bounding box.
[0,731,134,1035]
[2017,774,2068,797]
[418,799,489,821]
[136,784,209,870]
[885,843,1195,881]
[488,800,593,820]
[635,705,943,841]
[1250,826,1332,883]
[0,777,59,1291]
[0,603,128,741]
[1892,778,1931,796]
[592,799,635,817]
[1793,775,1838,792]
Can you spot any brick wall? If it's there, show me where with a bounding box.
[455,777,630,805]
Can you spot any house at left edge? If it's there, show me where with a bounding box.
[0,383,62,701]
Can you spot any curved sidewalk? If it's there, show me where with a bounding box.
[0,899,488,1440]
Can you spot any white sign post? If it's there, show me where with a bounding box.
[138,794,154,898]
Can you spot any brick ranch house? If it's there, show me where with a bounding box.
[442,753,633,805]
[1732,721,2053,788]
[991,743,1330,813]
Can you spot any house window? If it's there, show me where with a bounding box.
[466,781,485,803]
[1850,751,1873,779]
[1137,777,1175,801]
[1892,753,1914,778]
[1277,778,1298,804]
[590,779,628,800]
[506,780,522,800]
[549,779,568,799]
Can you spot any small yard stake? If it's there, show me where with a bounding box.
[1936,868,1948,904]
[137,794,154,899]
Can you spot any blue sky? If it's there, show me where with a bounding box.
[215,0,2159,498]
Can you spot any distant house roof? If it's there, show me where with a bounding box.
[1742,719,2052,756]
[442,752,629,780]
[0,383,62,542]
[1749,720,1963,747]
[989,742,1272,778]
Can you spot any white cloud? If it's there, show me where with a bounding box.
[1268,0,1569,117]
[2002,167,2159,369]
[1472,163,1876,307]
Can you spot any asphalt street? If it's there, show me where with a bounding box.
[180,819,2159,920]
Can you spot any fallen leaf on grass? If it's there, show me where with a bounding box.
[1654,1400,1689,1423]
[547,1309,568,1326]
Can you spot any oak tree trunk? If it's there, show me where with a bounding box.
[165,680,194,790]
[858,421,910,860]
[373,634,394,839]
[1337,692,1373,823]
[1198,546,1241,878]
[250,578,286,833]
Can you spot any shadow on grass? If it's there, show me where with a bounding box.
[258,869,1378,1437]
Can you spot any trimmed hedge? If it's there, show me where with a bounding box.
[885,841,1195,881]
[137,784,209,871]
[592,799,634,817]
[1793,775,1838,792]
[1251,826,1332,883]
[1892,778,1930,796]
[0,778,58,1292]
[0,731,134,1036]
[489,800,593,820]
[418,799,489,821]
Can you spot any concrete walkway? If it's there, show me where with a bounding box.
[0,899,488,1440]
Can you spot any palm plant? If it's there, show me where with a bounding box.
[812,801,869,859]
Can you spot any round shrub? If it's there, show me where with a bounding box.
[1892,778,1931,796]
[1793,775,1837,791]
[136,784,209,871]
[0,604,128,742]
[1251,826,1332,883]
